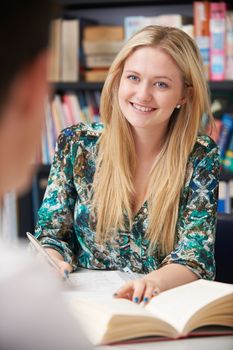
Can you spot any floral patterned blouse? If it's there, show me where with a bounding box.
[35,122,220,279]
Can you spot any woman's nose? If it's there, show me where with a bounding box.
[135,83,152,103]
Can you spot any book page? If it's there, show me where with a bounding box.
[69,295,177,344]
[145,279,233,334]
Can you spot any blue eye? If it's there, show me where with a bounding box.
[127,75,139,81]
[155,82,168,89]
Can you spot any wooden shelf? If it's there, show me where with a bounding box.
[54,81,103,91]
[58,0,233,10]
[209,80,233,91]
[58,0,195,9]
[217,212,233,220]
[220,169,233,181]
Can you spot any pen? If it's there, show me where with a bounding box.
[26,232,72,285]
[26,232,61,270]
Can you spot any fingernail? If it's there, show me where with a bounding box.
[113,293,118,297]
[143,297,149,303]
[133,297,139,303]
[152,290,159,296]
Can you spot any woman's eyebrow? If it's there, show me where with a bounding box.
[124,70,173,82]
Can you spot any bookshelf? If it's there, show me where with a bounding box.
[17,0,233,238]
[55,80,233,92]
[58,0,198,8]
[58,0,233,8]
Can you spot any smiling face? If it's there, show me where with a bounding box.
[118,46,187,136]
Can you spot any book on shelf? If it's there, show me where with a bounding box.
[41,122,50,165]
[63,93,85,124]
[48,16,99,83]
[230,180,233,212]
[223,129,233,172]
[48,18,62,82]
[82,25,123,72]
[182,24,194,38]
[48,18,80,82]
[77,91,91,124]
[40,90,102,164]
[218,180,230,213]
[70,279,233,346]
[83,68,109,82]
[226,11,233,79]
[124,16,146,41]
[124,14,193,41]
[208,118,222,143]
[82,40,124,55]
[61,18,80,82]
[193,1,210,79]
[209,2,227,81]
[223,150,233,172]
[217,114,233,161]
[44,101,57,163]
[147,14,192,28]
[51,97,63,137]
[217,179,233,213]
[84,90,100,122]
[61,94,75,126]
[83,25,124,41]
[85,53,117,68]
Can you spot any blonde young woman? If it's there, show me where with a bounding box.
[35,25,220,303]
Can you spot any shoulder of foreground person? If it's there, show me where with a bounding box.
[0,242,92,350]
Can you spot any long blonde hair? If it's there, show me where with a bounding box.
[92,25,213,255]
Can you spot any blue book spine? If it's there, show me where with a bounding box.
[217,114,233,160]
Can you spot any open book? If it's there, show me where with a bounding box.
[70,279,233,345]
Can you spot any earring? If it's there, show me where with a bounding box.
[176,104,181,109]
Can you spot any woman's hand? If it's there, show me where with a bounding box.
[114,264,198,304]
[45,248,73,278]
[114,274,161,305]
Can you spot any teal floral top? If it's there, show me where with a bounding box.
[35,123,220,279]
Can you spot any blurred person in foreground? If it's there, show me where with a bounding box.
[0,1,91,349]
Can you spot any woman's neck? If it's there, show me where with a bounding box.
[133,128,166,161]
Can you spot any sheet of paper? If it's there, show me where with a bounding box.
[63,269,143,302]
[69,270,128,295]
